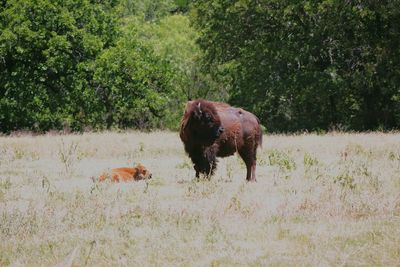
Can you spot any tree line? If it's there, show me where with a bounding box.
[1,0,400,133]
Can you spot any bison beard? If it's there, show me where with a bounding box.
[191,145,218,177]
[180,99,262,181]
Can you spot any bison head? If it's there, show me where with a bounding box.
[134,164,152,180]
[186,101,224,142]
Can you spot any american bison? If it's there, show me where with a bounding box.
[99,163,152,182]
[180,99,262,182]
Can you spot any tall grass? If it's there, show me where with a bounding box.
[1,131,399,266]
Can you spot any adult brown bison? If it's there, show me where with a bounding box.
[180,99,262,182]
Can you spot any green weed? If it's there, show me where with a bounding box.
[268,149,296,171]
[334,172,356,190]
[58,139,79,174]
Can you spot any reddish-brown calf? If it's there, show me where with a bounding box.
[99,164,152,182]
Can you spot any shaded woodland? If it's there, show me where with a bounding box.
[1,0,400,132]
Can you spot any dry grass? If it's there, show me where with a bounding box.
[1,131,400,266]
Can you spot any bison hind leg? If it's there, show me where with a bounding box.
[238,147,257,182]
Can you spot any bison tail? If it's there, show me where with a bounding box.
[257,121,263,149]
[255,116,263,149]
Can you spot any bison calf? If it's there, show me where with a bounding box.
[99,163,152,182]
[180,100,262,181]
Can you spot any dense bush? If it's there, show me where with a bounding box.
[0,0,194,133]
[0,0,119,132]
[1,0,400,133]
[93,20,174,129]
[192,0,400,132]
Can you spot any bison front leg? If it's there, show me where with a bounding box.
[192,156,217,179]
[204,146,218,177]
[190,147,218,179]
[192,157,203,178]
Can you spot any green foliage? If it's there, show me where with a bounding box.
[134,14,223,129]
[93,20,174,129]
[334,172,356,191]
[303,152,319,168]
[119,0,174,20]
[118,0,191,20]
[0,0,119,132]
[3,0,400,133]
[0,0,184,133]
[192,0,400,132]
[268,149,296,171]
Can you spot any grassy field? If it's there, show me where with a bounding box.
[1,131,400,266]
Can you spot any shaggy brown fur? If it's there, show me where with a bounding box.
[180,99,262,181]
[99,163,152,182]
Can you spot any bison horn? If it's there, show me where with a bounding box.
[197,102,202,113]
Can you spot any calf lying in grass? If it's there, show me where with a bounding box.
[99,163,152,182]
